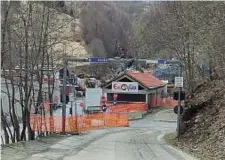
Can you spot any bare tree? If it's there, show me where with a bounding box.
[130,1,225,93]
[1,1,85,144]
[1,1,21,143]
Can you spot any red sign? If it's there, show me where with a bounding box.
[101,96,106,103]
[113,93,118,99]
[80,102,84,107]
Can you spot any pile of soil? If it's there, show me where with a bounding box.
[178,80,225,160]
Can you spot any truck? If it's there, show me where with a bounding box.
[85,88,102,114]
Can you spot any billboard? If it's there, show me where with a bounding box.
[112,82,138,93]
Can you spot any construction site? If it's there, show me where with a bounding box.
[25,58,178,135]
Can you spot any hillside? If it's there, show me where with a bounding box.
[7,3,89,67]
[47,9,89,65]
[178,80,225,160]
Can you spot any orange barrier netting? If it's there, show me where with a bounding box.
[102,98,176,113]
[107,103,148,113]
[30,113,129,133]
[150,97,177,107]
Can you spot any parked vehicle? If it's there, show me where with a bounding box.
[85,88,102,113]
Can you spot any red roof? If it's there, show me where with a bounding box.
[126,72,164,88]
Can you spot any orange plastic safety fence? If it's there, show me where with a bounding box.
[104,113,129,127]
[150,97,177,107]
[107,103,148,113]
[30,113,129,133]
[104,97,177,110]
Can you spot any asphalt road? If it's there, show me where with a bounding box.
[27,112,195,160]
[63,119,183,160]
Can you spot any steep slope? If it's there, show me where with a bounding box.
[48,11,89,65]
[7,3,89,67]
[179,80,225,160]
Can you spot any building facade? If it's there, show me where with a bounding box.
[102,71,167,109]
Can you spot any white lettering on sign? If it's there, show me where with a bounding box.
[69,93,74,102]
[112,82,138,93]
[175,77,183,87]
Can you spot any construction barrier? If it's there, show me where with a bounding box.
[30,113,129,133]
[107,102,148,113]
[102,98,176,114]
[150,97,177,107]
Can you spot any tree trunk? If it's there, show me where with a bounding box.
[20,109,27,141]
[1,100,10,145]
[7,16,20,143]
[27,110,35,140]
[2,69,15,143]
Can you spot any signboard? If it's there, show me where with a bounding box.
[102,104,107,112]
[174,105,184,115]
[112,82,138,93]
[175,77,183,87]
[88,58,109,63]
[158,59,167,64]
[173,91,185,101]
[75,100,85,115]
[69,93,74,102]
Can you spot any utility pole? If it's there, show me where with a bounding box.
[75,102,78,133]
[62,60,67,134]
[177,62,182,139]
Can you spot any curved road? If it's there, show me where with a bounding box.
[64,119,185,160]
[29,112,194,160]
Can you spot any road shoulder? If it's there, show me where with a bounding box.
[160,132,198,160]
[1,134,67,160]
